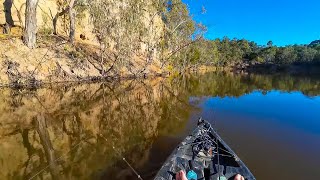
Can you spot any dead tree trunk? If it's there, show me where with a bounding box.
[68,0,76,44]
[53,8,69,35]
[3,0,14,34]
[23,0,40,48]
[53,0,76,43]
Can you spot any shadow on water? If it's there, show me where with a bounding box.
[0,72,320,179]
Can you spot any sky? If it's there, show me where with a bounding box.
[182,0,320,46]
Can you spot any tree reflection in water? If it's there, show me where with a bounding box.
[0,72,320,179]
[0,78,193,180]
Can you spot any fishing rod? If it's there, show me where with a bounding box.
[216,130,221,180]
[208,118,223,180]
[100,134,143,180]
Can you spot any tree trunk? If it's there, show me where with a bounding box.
[52,7,69,35]
[3,0,14,34]
[35,114,59,179]
[23,0,39,48]
[4,23,11,34]
[52,14,59,35]
[69,0,76,44]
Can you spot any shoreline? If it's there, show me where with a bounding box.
[0,37,170,88]
[0,72,170,89]
[1,38,319,89]
[232,63,320,75]
[1,64,320,89]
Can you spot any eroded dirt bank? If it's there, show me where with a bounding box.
[0,37,167,88]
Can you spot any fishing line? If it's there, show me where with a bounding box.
[100,134,143,180]
[28,138,88,180]
[216,133,221,180]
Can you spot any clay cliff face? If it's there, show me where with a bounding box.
[0,0,167,86]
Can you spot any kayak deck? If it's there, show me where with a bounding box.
[155,119,255,180]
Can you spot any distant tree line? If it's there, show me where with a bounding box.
[183,37,320,67]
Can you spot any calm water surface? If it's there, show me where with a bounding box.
[0,72,319,180]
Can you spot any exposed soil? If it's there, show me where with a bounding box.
[0,35,165,88]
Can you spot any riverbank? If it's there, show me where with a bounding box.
[0,36,227,88]
[232,61,320,75]
[1,37,320,88]
[0,36,168,88]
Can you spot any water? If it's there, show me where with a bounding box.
[0,72,319,180]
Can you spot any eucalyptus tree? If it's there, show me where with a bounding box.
[23,0,40,48]
[89,0,147,75]
[68,0,76,44]
[161,0,209,71]
[53,0,88,43]
[267,40,273,47]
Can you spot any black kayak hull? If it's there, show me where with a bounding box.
[154,120,256,180]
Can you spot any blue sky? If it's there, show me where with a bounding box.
[182,0,320,46]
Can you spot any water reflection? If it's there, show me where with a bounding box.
[196,91,320,179]
[0,78,193,180]
[0,72,320,180]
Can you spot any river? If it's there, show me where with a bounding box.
[0,72,319,180]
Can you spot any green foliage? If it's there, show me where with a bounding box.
[182,38,260,67]
[274,46,298,64]
[297,47,318,63]
[259,47,277,62]
[182,36,320,67]
[255,56,264,63]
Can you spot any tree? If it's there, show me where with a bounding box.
[298,47,317,63]
[23,0,40,48]
[309,40,320,47]
[3,0,14,34]
[162,0,197,67]
[53,0,80,43]
[314,50,320,63]
[260,46,277,62]
[68,0,76,44]
[267,40,273,47]
[52,2,68,35]
[89,0,154,75]
[275,47,297,64]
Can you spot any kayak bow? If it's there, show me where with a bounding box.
[155,118,255,180]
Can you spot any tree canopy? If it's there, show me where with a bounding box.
[182,38,320,67]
